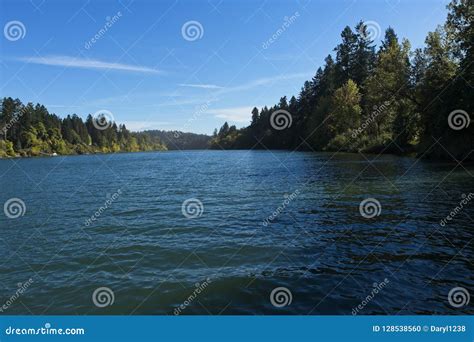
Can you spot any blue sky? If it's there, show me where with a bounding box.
[1,0,449,134]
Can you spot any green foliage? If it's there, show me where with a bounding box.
[211,1,472,161]
[2,1,470,161]
[325,132,352,151]
[0,98,166,158]
[0,139,15,157]
[326,79,361,141]
[143,130,211,150]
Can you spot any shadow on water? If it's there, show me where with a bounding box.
[0,151,472,314]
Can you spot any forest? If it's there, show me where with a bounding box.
[210,0,473,161]
[0,98,167,157]
[1,0,471,160]
[144,130,211,150]
[0,97,214,157]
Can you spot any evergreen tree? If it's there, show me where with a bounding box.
[418,28,458,156]
[251,107,259,126]
[334,26,358,86]
[0,98,166,157]
[325,79,362,150]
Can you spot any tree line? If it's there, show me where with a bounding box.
[0,97,166,157]
[210,0,473,161]
[144,130,211,150]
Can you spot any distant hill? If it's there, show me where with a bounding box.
[145,130,211,150]
[0,98,212,158]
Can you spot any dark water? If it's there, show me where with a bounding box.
[0,151,473,315]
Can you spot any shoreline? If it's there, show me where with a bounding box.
[1,148,469,165]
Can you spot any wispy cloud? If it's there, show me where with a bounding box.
[18,55,162,74]
[176,72,311,95]
[223,72,310,93]
[206,106,258,123]
[200,73,310,124]
[178,83,224,90]
[45,104,81,109]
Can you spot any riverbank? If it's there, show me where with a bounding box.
[1,144,464,163]
[0,143,168,159]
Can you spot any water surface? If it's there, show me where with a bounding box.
[0,151,473,314]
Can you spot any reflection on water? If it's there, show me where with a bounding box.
[0,151,472,314]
